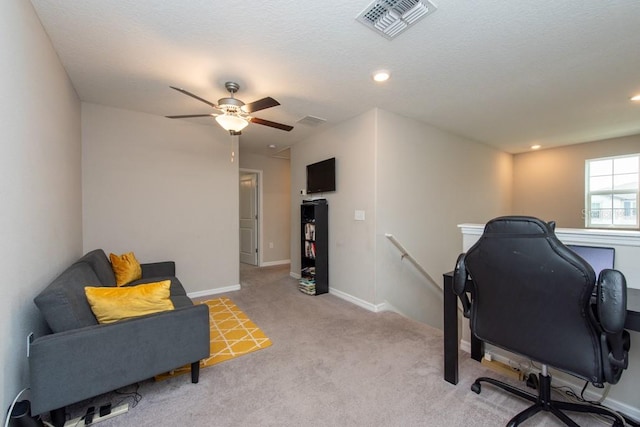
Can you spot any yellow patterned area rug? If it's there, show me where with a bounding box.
[156,297,272,380]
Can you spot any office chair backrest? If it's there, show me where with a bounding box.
[464,216,603,382]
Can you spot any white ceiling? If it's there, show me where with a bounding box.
[30,0,640,156]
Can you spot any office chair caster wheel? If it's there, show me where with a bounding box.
[471,382,481,394]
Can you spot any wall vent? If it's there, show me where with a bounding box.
[356,0,437,39]
[297,115,327,127]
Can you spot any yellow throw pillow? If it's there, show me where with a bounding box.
[109,251,142,286]
[85,280,174,324]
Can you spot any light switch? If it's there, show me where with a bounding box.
[354,210,366,221]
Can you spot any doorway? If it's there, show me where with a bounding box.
[239,170,262,265]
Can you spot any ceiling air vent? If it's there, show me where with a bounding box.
[297,115,327,127]
[356,0,437,39]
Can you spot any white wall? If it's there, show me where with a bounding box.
[0,1,82,414]
[239,151,291,265]
[513,134,640,228]
[290,111,377,305]
[375,109,512,327]
[82,103,239,294]
[290,108,512,326]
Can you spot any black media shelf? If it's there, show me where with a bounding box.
[299,199,328,295]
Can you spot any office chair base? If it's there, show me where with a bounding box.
[471,374,626,427]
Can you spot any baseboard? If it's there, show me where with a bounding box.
[460,339,471,354]
[187,284,241,299]
[287,273,386,313]
[329,288,387,313]
[460,340,640,422]
[261,259,291,267]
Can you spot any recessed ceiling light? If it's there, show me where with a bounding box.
[268,144,277,149]
[631,94,640,102]
[372,70,390,82]
[531,144,541,150]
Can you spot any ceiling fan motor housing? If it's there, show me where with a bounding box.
[220,82,245,113]
[217,96,245,112]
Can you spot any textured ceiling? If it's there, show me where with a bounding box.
[30,0,640,156]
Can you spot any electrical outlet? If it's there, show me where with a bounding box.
[269,242,274,249]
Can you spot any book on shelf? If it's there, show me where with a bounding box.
[304,223,316,240]
[298,286,316,295]
[301,266,316,276]
[304,241,316,259]
[298,279,316,294]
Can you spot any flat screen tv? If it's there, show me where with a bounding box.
[306,157,336,194]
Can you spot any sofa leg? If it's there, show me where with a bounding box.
[191,361,200,383]
[50,407,66,427]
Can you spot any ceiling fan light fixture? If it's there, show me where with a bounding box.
[167,83,293,132]
[215,114,249,132]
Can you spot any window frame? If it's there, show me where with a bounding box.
[585,153,640,229]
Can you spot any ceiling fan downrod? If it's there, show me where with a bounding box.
[225,81,240,95]
[218,82,245,110]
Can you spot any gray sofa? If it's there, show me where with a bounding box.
[29,249,210,426]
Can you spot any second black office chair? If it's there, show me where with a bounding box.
[454,216,630,427]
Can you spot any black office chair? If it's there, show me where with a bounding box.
[454,216,630,427]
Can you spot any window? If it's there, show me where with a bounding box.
[585,154,639,228]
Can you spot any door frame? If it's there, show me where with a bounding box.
[239,168,264,266]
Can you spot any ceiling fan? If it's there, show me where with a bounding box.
[166,82,293,135]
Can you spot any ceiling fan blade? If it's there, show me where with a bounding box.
[165,114,216,119]
[242,97,280,113]
[250,117,293,131]
[169,86,217,108]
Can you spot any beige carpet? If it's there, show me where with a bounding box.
[60,264,622,426]
[155,297,272,380]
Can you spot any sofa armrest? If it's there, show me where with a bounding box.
[29,303,209,415]
[141,261,175,277]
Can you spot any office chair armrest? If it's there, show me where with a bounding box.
[454,253,471,318]
[597,269,630,381]
[597,269,627,334]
